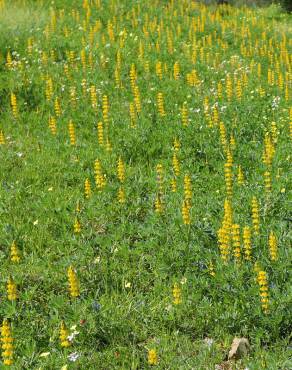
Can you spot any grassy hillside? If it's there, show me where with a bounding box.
[0,0,291,368]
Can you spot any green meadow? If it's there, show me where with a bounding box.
[0,0,291,368]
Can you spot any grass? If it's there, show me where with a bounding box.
[0,0,291,368]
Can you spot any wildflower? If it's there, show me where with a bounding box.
[118,186,126,203]
[59,322,71,347]
[75,201,81,213]
[217,81,223,99]
[237,166,245,185]
[6,51,12,70]
[129,63,137,90]
[90,85,97,111]
[181,102,189,126]
[208,262,215,277]
[204,337,214,348]
[243,226,252,261]
[68,266,80,298]
[170,178,177,192]
[133,85,141,113]
[156,164,163,195]
[263,134,275,166]
[172,283,182,305]
[10,241,20,263]
[172,152,180,176]
[48,116,57,135]
[157,92,166,117]
[68,352,80,362]
[236,78,242,101]
[129,102,137,128]
[183,174,192,208]
[217,226,229,262]
[84,178,91,199]
[7,277,17,301]
[144,60,150,74]
[154,195,163,214]
[156,61,163,79]
[102,95,109,125]
[219,122,227,152]
[173,61,180,80]
[182,200,190,225]
[264,171,271,193]
[10,93,18,118]
[0,130,5,144]
[105,136,112,152]
[97,122,104,146]
[251,197,260,235]
[218,198,233,262]
[93,256,101,264]
[231,224,241,263]
[54,97,61,117]
[230,134,236,150]
[74,218,81,233]
[94,159,106,189]
[45,77,53,101]
[92,301,101,311]
[173,137,180,152]
[180,277,187,284]
[68,120,76,145]
[67,329,79,342]
[148,349,158,365]
[117,157,125,183]
[1,319,14,365]
[224,162,232,197]
[257,270,269,313]
[212,105,219,126]
[69,86,77,109]
[226,74,233,102]
[269,231,277,261]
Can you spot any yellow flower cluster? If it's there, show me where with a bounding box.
[251,197,260,235]
[68,266,80,298]
[269,231,277,261]
[148,349,158,365]
[7,278,17,301]
[1,319,14,366]
[84,178,91,199]
[257,271,269,314]
[59,322,71,348]
[172,283,182,305]
[10,241,20,263]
